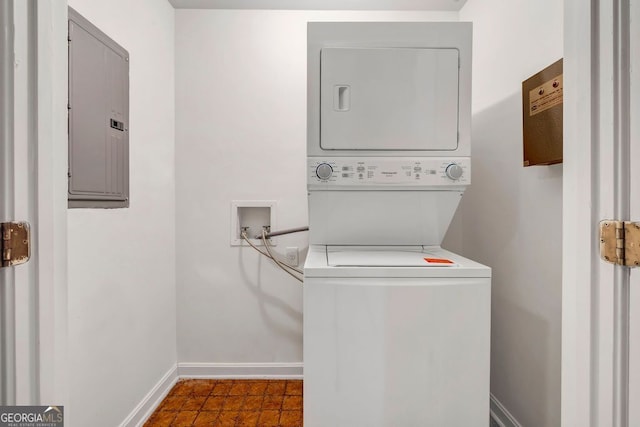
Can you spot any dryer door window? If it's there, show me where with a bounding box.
[320,47,459,151]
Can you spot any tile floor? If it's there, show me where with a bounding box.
[144,379,303,427]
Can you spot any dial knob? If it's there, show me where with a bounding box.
[445,163,464,180]
[316,163,333,180]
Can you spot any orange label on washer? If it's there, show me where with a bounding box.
[424,258,454,264]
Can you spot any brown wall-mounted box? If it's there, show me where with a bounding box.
[522,58,563,166]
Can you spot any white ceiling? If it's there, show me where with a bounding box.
[168,0,467,11]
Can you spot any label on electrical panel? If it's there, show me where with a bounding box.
[529,74,563,116]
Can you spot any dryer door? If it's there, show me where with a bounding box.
[320,47,460,151]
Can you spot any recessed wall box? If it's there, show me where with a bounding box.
[522,58,563,166]
[230,201,277,246]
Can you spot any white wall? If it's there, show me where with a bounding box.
[175,10,458,366]
[66,1,176,426]
[456,1,563,426]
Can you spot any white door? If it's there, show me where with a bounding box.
[0,0,68,407]
[563,1,640,426]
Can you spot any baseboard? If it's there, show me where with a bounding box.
[119,364,178,427]
[177,362,303,379]
[490,394,523,427]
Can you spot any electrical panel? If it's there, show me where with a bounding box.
[68,8,129,208]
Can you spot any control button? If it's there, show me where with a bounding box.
[445,163,464,180]
[316,163,333,180]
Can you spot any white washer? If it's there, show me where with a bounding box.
[303,245,491,427]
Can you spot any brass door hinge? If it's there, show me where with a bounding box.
[600,220,640,267]
[1,222,31,268]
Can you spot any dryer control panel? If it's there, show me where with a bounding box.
[308,157,470,188]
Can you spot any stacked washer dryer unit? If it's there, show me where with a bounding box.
[304,22,491,427]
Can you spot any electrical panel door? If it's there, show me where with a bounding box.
[68,8,129,208]
[320,47,459,151]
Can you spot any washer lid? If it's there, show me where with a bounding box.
[304,245,491,278]
[327,246,457,267]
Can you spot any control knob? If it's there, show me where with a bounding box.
[445,163,464,180]
[315,163,333,181]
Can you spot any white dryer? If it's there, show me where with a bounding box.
[304,22,490,427]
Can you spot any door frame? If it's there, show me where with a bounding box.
[563,0,635,426]
[0,0,17,405]
[13,0,637,420]
[0,0,68,406]
[29,0,635,421]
